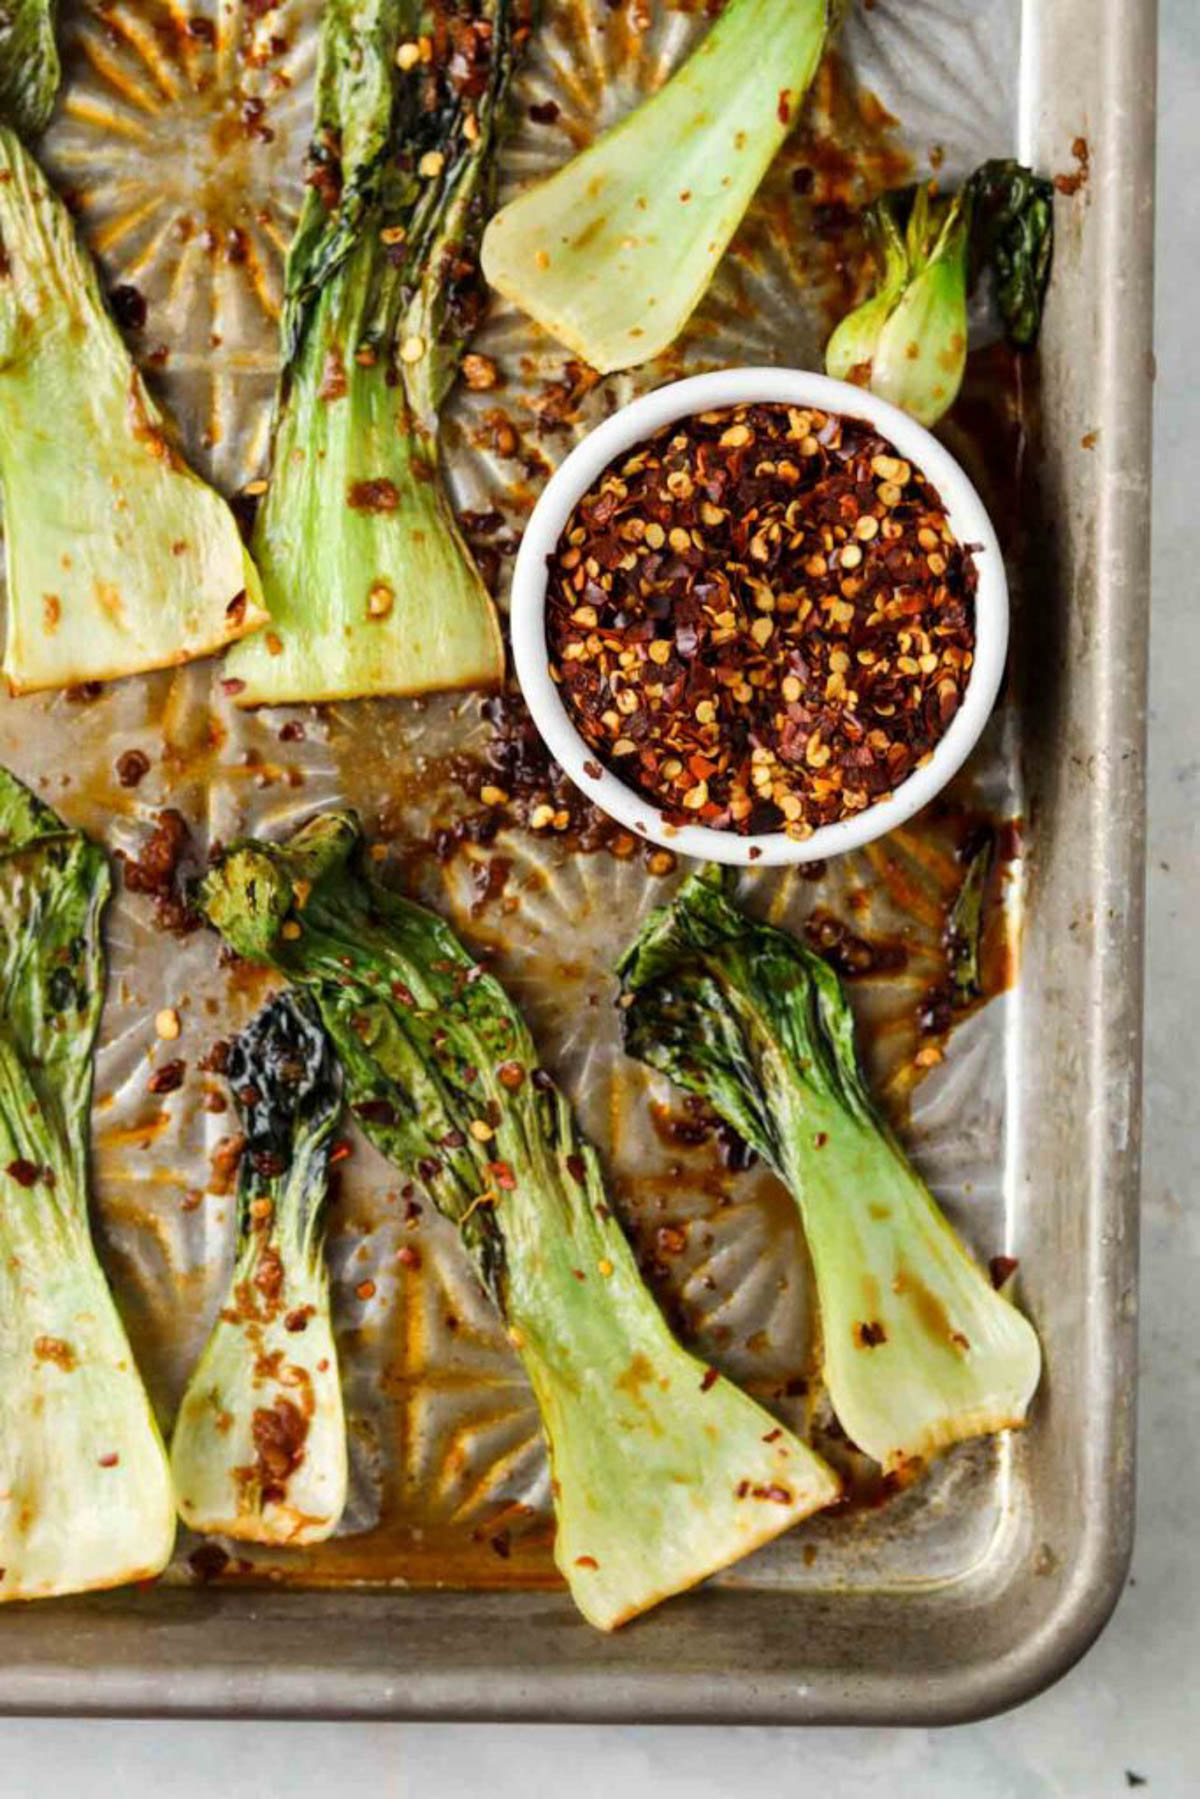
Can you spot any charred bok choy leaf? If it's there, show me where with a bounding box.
[826,160,1054,426]
[224,0,519,706]
[481,0,830,373]
[0,0,60,139]
[0,767,174,1599]
[618,866,1040,1473]
[0,128,265,694]
[171,993,345,1546]
[200,813,840,1630]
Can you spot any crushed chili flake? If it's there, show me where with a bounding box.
[119,808,201,933]
[989,1254,1019,1290]
[115,748,151,788]
[545,402,977,838]
[147,1058,186,1096]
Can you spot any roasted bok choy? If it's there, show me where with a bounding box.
[0,128,265,694]
[826,160,1054,426]
[481,0,830,373]
[617,865,1041,1473]
[0,0,59,138]
[200,813,840,1630]
[171,992,346,1546]
[0,768,175,1599]
[224,0,518,706]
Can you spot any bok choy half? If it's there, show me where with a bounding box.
[826,160,1054,427]
[0,768,175,1599]
[171,992,346,1546]
[200,812,840,1630]
[0,127,265,694]
[481,0,830,373]
[617,865,1041,1474]
[224,0,518,706]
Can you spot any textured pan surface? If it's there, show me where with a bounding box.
[0,0,1152,1721]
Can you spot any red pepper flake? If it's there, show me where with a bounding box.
[574,1554,599,1569]
[762,1427,783,1443]
[700,1366,719,1392]
[736,1479,751,1499]
[147,1058,186,1096]
[347,478,400,513]
[565,1153,587,1186]
[989,1255,1019,1289]
[329,1138,353,1165]
[777,87,792,125]
[813,1131,829,1149]
[198,1038,231,1075]
[119,808,200,934]
[284,1306,315,1333]
[1053,135,1090,196]
[97,1452,120,1468]
[6,1158,40,1188]
[189,1541,230,1582]
[488,1160,517,1191]
[545,402,977,839]
[751,1483,793,1504]
[356,1097,397,1128]
[529,99,560,125]
[497,1060,525,1091]
[656,1223,687,1256]
[396,1244,422,1270]
[115,748,151,788]
[356,1278,377,1300]
[855,1320,888,1348]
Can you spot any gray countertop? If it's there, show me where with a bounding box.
[0,2,1192,1790]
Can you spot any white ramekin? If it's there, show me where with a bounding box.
[510,368,1008,867]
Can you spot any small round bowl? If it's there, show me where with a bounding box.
[510,368,1008,867]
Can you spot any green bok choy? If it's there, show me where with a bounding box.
[617,865,1041,1474]
[171,992,346,1546]
[0,768,175,1599]
[826,160,1054,427]
[224,0,518,705]
[200,813,840,1630]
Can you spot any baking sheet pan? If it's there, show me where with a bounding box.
[0,0,1154,1721]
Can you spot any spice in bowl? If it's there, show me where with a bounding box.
[544,401,978,839]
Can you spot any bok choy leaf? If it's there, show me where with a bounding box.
[617,864,1041,1474]
[0,0,59,139]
